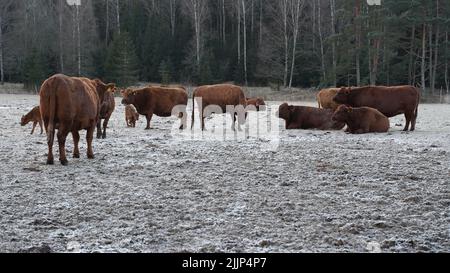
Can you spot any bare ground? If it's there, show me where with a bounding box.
[0,94,449,253]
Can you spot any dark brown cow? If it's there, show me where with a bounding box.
[277,103,345,130]
[39,74,115,165]
[191,84,247,131]
[21,106,43,135]
[125,104,139,127]
[332,105,390,134]
[316,88,340,110]
[246,97,266,111]
[333,85,420,131]
[121,86,188,130]
[97,85,116,139]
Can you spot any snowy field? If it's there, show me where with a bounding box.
[0,94,449,253]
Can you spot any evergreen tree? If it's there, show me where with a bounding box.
[104,32,139,86]
[159,58,173,85]
[23,48,48,92]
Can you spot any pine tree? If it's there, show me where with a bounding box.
[23,48,48,92]
[159,59,173,85]
[104,32,139,86]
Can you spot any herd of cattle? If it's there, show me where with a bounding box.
[19,74,420,165]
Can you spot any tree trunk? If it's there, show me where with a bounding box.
[445,31,449,93]
[116,0,120,35]
[58,0,64,73]
[289,0,303,88]
[106,0,109,45]
[431,0,439,94]
[317,0,326,83]
[222,0,226,45]
[76,4,81,76]
[259,0,262,45]
[194,1,200,67]
[0,15,3,85]
[170,0,176,37]
[428,24,433,94]
[421,23,427,93]
[237,0,241,64]
[242,0,247,85]
[312,0,316,50]
[355,0,361,86]
[330,0,337,87]
[282,0,288,87]
[408,24,416,85]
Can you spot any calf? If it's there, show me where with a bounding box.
[277,103,345,130]
[246,97,266,111]
[316,88,340,110]
[21,106,43,135]
[97,85,116,139]
[332,105,390,134]
[125,105,139,127]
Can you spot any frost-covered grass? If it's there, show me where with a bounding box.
[0,94,449,253]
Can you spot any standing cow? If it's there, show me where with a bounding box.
[39,74,115,165]
[191,84,247,131]
[333,85,420,131]
[316,88,340,110]
[121,86,188,130]
[21,106,43,135]
[97,84,116,139]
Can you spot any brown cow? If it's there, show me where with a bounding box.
[333,85,420,131]
[121,86,188,130]
[191,84,247,131]
[332,105,390,134]
[246,97,266,111]
[125,104,139,127]
[277,103,345,130]
[39,74,115,165]
[21,106,43,135]
[317,88,340,110]
[97,85,116,139]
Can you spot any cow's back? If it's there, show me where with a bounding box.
[149,87,188,116]
[194,84,246,110]
[350,86,419,117]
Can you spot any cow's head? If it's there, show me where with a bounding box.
[332,105,352,122]
[121,88,137,105]
[333,87,352,104]
[92,79,115,101]
[276,103,292,121]
[134,113,140,121]
[20,115,28,126]
[253,98,266,111]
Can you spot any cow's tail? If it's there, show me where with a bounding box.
[414,88,420,120]
[191,91,195,130]
[43,79,57,147]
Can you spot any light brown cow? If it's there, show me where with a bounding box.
[39,74,115,165]
[97,86,115,139]
[125,104,139,127]
[121,86,188,130]
[191,84,247,131]
[246,97,266,111]
[317,88,340,110]
[21,106,43,135]
[332,105,390,134]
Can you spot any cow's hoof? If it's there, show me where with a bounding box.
[73,153,80,159]
[87,154,95,159]
[60,159,68,166]
[96,135,101,139]
[46,159,54,165]
[102,134,106,139]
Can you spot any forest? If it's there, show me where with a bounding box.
[0,0,449,94]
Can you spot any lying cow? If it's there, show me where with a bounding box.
[21,106,43,135]
[121,86,188,130]
[246,97,266,111]
[277,103,345,130]
[125,104,139,127]
[317,88,340,110]
[191,84,247,131]
[333,85,420,131]
[332,105,390,134]
[97,83,115,139]
[39,74,115,165]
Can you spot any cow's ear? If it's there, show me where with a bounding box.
[106,83,116,92]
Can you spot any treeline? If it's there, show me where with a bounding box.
[0,0,449,94]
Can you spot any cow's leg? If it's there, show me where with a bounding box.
[126,118,130,127]
[72,130,80,158]
[96,119,102,139]
[179,111,187,130]
[86,123,95,159]
[39,120,43,134]
[102,116,110,138]
[31,121,37,135]
[410,109,417,131]
[403,113,412,131]
[46,122,55,165]
[145,112,153,130]
[57,126,70,165]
